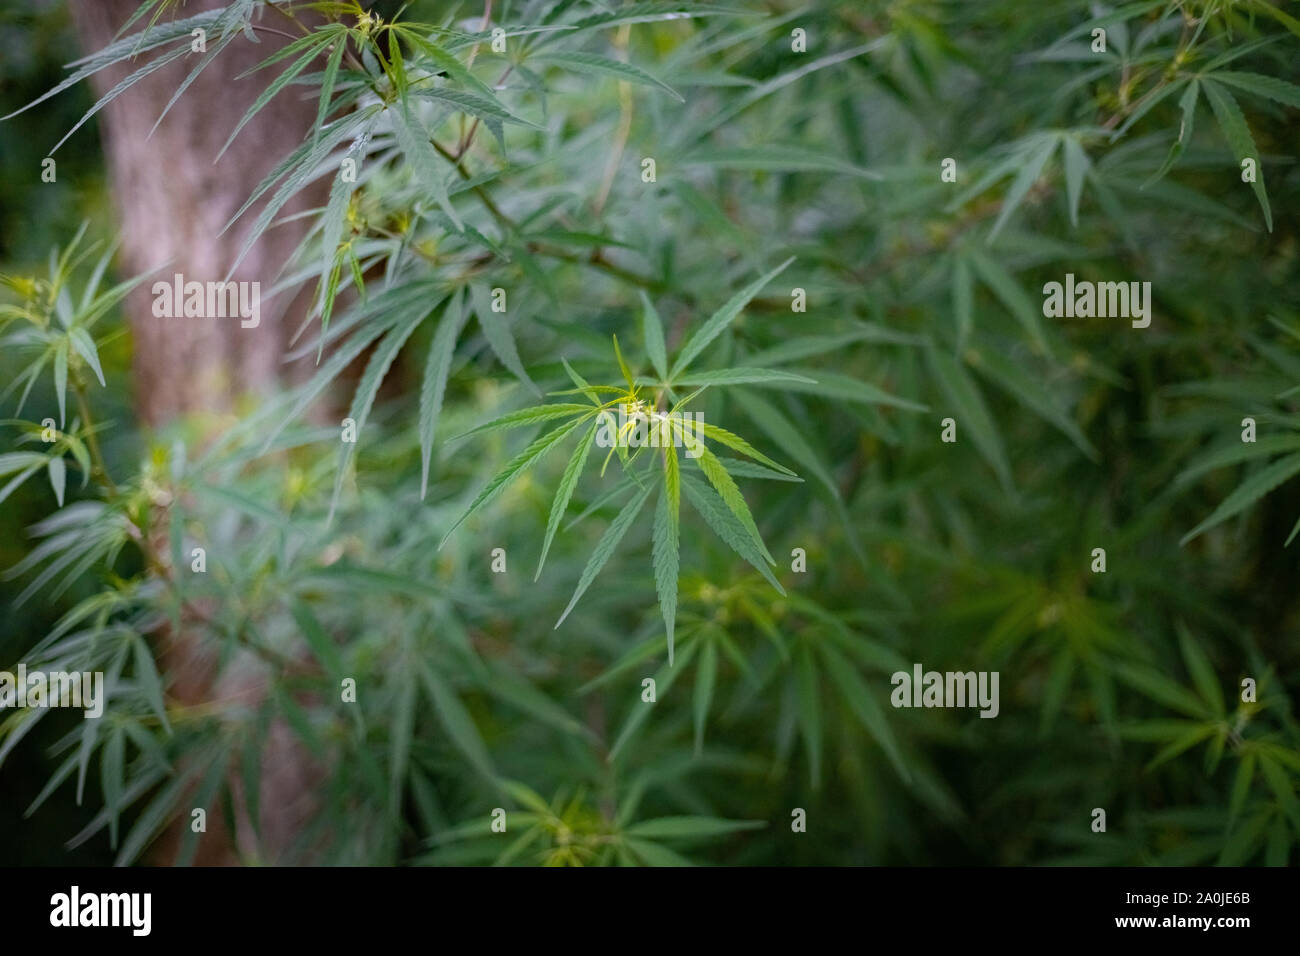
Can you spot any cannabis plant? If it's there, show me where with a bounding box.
[1,0,1298,867]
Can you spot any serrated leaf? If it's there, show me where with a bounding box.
[555,482,653,628]
[534,51,684,102]
[641,291,668,381]
[926,347,1012,492]
[820,642,910,782]
[692,420,795,476]
[680,472,784,594]
[987,135,1057,243]
[536,423,598,579]
[219,32,337,159]
[653,447,680,663]
[681,144,879,178]
[1202,79,1271,232]
[391,97,461,230]
[414,87,543,128]
[670,258,794,379]
[691,445,774,566]
[454,404,593,442]
[441,417,587,546]
[1146,79,1198,186]
[1182,452,1300,544]
[1210,70,1300,109]
[692,637,716,753]
[471,284,541,396]
[674,367,816,387]
[330,305,429,520]
[419,289,469,499]
[418,661,495,779]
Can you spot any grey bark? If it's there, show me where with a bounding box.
[70,0,327,426]
[70,0,329,864]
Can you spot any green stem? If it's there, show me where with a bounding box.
[72,375,118,498]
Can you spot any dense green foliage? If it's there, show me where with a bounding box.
[2,0,1299,865]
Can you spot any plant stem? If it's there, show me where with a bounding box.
[72,375,118,498]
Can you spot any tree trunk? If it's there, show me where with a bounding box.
[71,0,328,864]
[70,0,326,426]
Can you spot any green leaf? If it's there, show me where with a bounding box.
[132,634,170,734]
[681,144,879,178]
[1176,623,1224,717]
[330,305,429,520]
[101,725,124,847]
[640,291,668,381]
[624,815,765,840]
[1229,753,1256,822]
[219,31,337,159]
[653,447,680,663]
[389,670,417,819]
[1146,79,1198,186]
[536,423,598,580]
[1210,70,1300,109]
[413,87,543,129]
[987,135,1057,243]
[623,837,696,866]
[68,328,106,387]
[965,248,1048,353]
[391,97,461,230]
[54,339,68,427]
[314,168,354,352]
[419,289,470,499]
[670,258,794,379]
[1181,452,1300,544]
[1202,79,1271,232]
[970,347,1096,458]
[453,404,593,442]
[680,472,784,595]
[796,646,823,787]
[471,284,541,396]
[612,333,636,391]
[952,255,974,350]
[691,444,774,566]
[49,42,194,156]
[674,367,817,387]
[441,417,588,547]
[533,51,684,102]
[314,35,348,145]
[692,637,716,753]
[1062,136,1089,227]
[926,347,1012,492]
[290,600,344,680]
[692,420,795,476]
[47,456,65,507]
[820,642,910,782]
[1112,661,1212,720]
[555,482,653,628]
[419,662,495,780]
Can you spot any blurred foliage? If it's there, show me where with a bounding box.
[1,0,1299,865]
